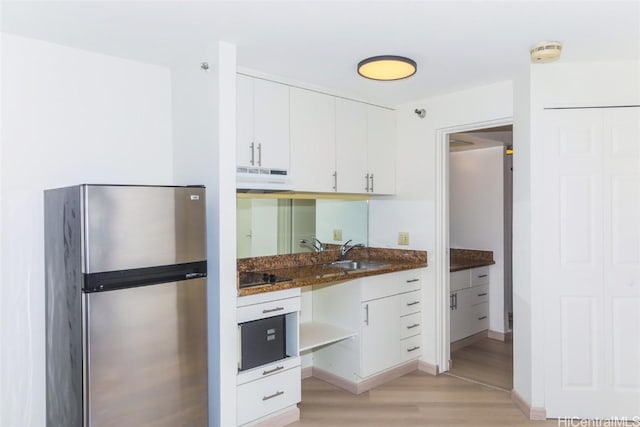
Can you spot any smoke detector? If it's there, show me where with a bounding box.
[530,41,562,63]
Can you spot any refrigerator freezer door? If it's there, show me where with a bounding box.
[85,278,207,427]
[82,185,206,273]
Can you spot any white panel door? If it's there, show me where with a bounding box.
[236,74,255,167]
[544,107,640,418]
[335,98,368,193]
[602,108,640,414]
[253,78,290,171]
[360,296,401,378]
[290,88,336,192]
[367,105,396,195]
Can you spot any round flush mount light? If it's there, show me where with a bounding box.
[357,55,417,81]
[530,41,562,63]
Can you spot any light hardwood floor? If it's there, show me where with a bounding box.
[448,337,513,391]
[293,371,555,426]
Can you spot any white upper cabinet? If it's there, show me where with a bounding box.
[335,100,396,194]
[366,105,396,195]
[290,87,336,192]
[335,98,368,193]
[236,75,290,171]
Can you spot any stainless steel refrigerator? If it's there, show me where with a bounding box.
[45,185,208,427]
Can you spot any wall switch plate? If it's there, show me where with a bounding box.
[398,232,410,246]
[333,229,342,241]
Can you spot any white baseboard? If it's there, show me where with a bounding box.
[301,366,313,380]
[488,329,512,342]
[417,360,439,376]
[313,360,419,395]
[451,330,488,352]
[511,389,547,421]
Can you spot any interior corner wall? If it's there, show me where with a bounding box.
[449,146,505,334]
[0,34,174,427]
[372,81,513,367]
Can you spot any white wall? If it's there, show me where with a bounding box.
[170,43,238,427]
[513,60,640,412]
[0,34,174,426]
[449,146,505,333]
[371,80,513,367]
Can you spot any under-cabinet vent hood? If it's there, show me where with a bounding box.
[236,166,292,191]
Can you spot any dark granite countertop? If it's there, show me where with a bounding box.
[237,247,427,296]
[450,248,495,272]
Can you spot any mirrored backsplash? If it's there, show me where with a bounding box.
[236,196,368,259]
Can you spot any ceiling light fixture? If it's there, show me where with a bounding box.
[358,55,417,81]
[530,41,562,63]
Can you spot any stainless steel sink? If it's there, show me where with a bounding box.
[327,260,389,271]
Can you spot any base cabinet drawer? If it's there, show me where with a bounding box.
[237,367,301,426]
[400,312,421,339]
[400,334,422,362]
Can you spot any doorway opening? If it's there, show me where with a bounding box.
[446,125,513,391]
[434,119,513,392]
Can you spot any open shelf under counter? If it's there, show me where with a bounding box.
[299,321,357,352]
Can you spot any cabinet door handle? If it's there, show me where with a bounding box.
[365,173,370,192]
[407,323,420,329]
[262,366,284,376]
[370,173,374,192]
[477,274,488,278]
[364,304,369,325]
[478,316,488,320]
[257,143,262,167]
[407,346,420,352]
[250,142,255,166]
[406,278,420,283]
[262,307,284,314]
[453,293,458,310]
[450,294,454,310]
[406,301,420,306]
[332,171,337,191]
[262,390,284,401]
[477,292,488,297]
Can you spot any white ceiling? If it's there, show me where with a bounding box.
[2,1,639,106]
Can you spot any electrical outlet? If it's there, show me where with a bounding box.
[398,232,410,246]
[333,229,343,241]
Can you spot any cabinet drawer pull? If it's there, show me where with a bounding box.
[406,279,420,283]
[406,301,420,306]
[407,346,420,352]
[477,292,488,297]
[262,366,284,376]
[364,304,369,326]
[257,143,262,167]
[407,323,420,329]
[365,173,370,192]
[262,390,284,401]
[249,142,255,166]
[478,316,488,320]
[477,274,488,278]
[262,307,284,314]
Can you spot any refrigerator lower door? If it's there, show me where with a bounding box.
[85,279,207,427]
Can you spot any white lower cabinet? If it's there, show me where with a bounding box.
[237,365,301,426]
[312,270,423,386]
[236,289,301,426]
[450,267,490,342]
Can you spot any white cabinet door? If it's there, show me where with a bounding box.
[290,88,336,192]
[367,105,396,194]
[543,107,640,419]
[253,78,289,171]
[360,295,401,378]
[236,75,255,168]
[236,76,289,171]
[335,98,368,193]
